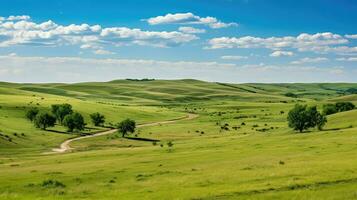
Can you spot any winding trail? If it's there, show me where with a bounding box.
[51,113,198,153]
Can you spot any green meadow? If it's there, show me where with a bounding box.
[0,79,357,199]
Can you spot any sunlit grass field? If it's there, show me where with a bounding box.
[0,80,357,199]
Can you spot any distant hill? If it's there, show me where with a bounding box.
[2,80,357,104]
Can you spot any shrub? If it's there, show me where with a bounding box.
[41,179,66,188]
[26,107,39,122]
[167,141,174,148]
[335,102,355,112]
[323,102,355,115]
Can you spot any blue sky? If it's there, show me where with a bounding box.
[0,0,357,83]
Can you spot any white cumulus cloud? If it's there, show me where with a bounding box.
[145,13,237,29]
[207,32,355,55]
[178,26,206,34]
[345,34,357,39]
[0,15,198,49]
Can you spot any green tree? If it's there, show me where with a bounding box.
[287,104,327,132]
[34,112,56,130]
[316,114,327,131]
[323,104,338,115]
[63,112,86,132]
[306,106,327,130]
[51,104,73,124]
[288,104,309,132]
[90,112,105,126]
[26,107,39,121]
[117,119,136,137]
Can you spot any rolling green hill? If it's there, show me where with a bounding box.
[0,79,357,199]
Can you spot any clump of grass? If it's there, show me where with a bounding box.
[109,177,116,183]
[167,141,174,148]
[41,179,66,188]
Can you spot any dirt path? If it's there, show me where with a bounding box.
[51,113,198,153]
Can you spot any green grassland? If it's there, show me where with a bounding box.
[0,79,357,199]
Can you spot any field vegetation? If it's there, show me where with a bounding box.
[0,79,357,199]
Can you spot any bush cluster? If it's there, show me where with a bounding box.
[323,102,355,115]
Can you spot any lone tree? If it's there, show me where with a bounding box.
[90,112,105,126]
[117,119,136,137]
[51,104,73,124]
[34,112,56,130]
[287,104,327,132]
[63,112,86,132]
[26,107,39,121]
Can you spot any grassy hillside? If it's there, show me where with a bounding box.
[0,79,357,199]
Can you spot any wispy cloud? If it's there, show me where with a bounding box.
[336,57,357,61]
[93,49,115,55]
[291,57,329,64]
[221,55,248,60]
[270,51,294,57]
[0,55,352,83]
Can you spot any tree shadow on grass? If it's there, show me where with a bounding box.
[321,126,353,132]
[124,136,160,142]
[46,129,68,134]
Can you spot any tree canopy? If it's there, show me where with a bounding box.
[51,104,73,124]
[90,112,105,127]
[63,112,86,132]
[117,119,136,137]
[34,112,56,130]
[287,104,327,132]
[26,107,39,122]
